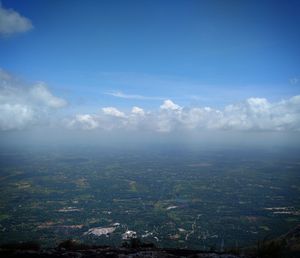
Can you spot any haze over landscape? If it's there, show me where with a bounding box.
[0,0,300,256]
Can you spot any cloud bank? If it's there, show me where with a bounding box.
[0,69,67,130]
[67,97,300,132]
[1,69,300,133]
[0,2,33,36]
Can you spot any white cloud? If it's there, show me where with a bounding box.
[160,99,182,111]
[102,107,126,118]
[0,68,67,130]
[131,106,145,116]
[0,3,33,36]
[67,114,99,130]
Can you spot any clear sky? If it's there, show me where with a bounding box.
[0,0,300,134]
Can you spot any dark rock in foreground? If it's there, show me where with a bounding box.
[2,225,300,258]
[0,247,246,258]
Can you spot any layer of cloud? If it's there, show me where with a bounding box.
[0,3,33,36]
[66,97,300,132]
[0,69,67,130]
[1,68,300,133]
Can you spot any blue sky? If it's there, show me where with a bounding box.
[0,0,300,133]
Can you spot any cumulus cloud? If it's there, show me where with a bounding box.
[131,106,145,116]
[0,68,67,130]
[67,96,300,132]
[160,99,182,111]
[102,107,126,118]
[0,3,33,36]
[66,114,99,130]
